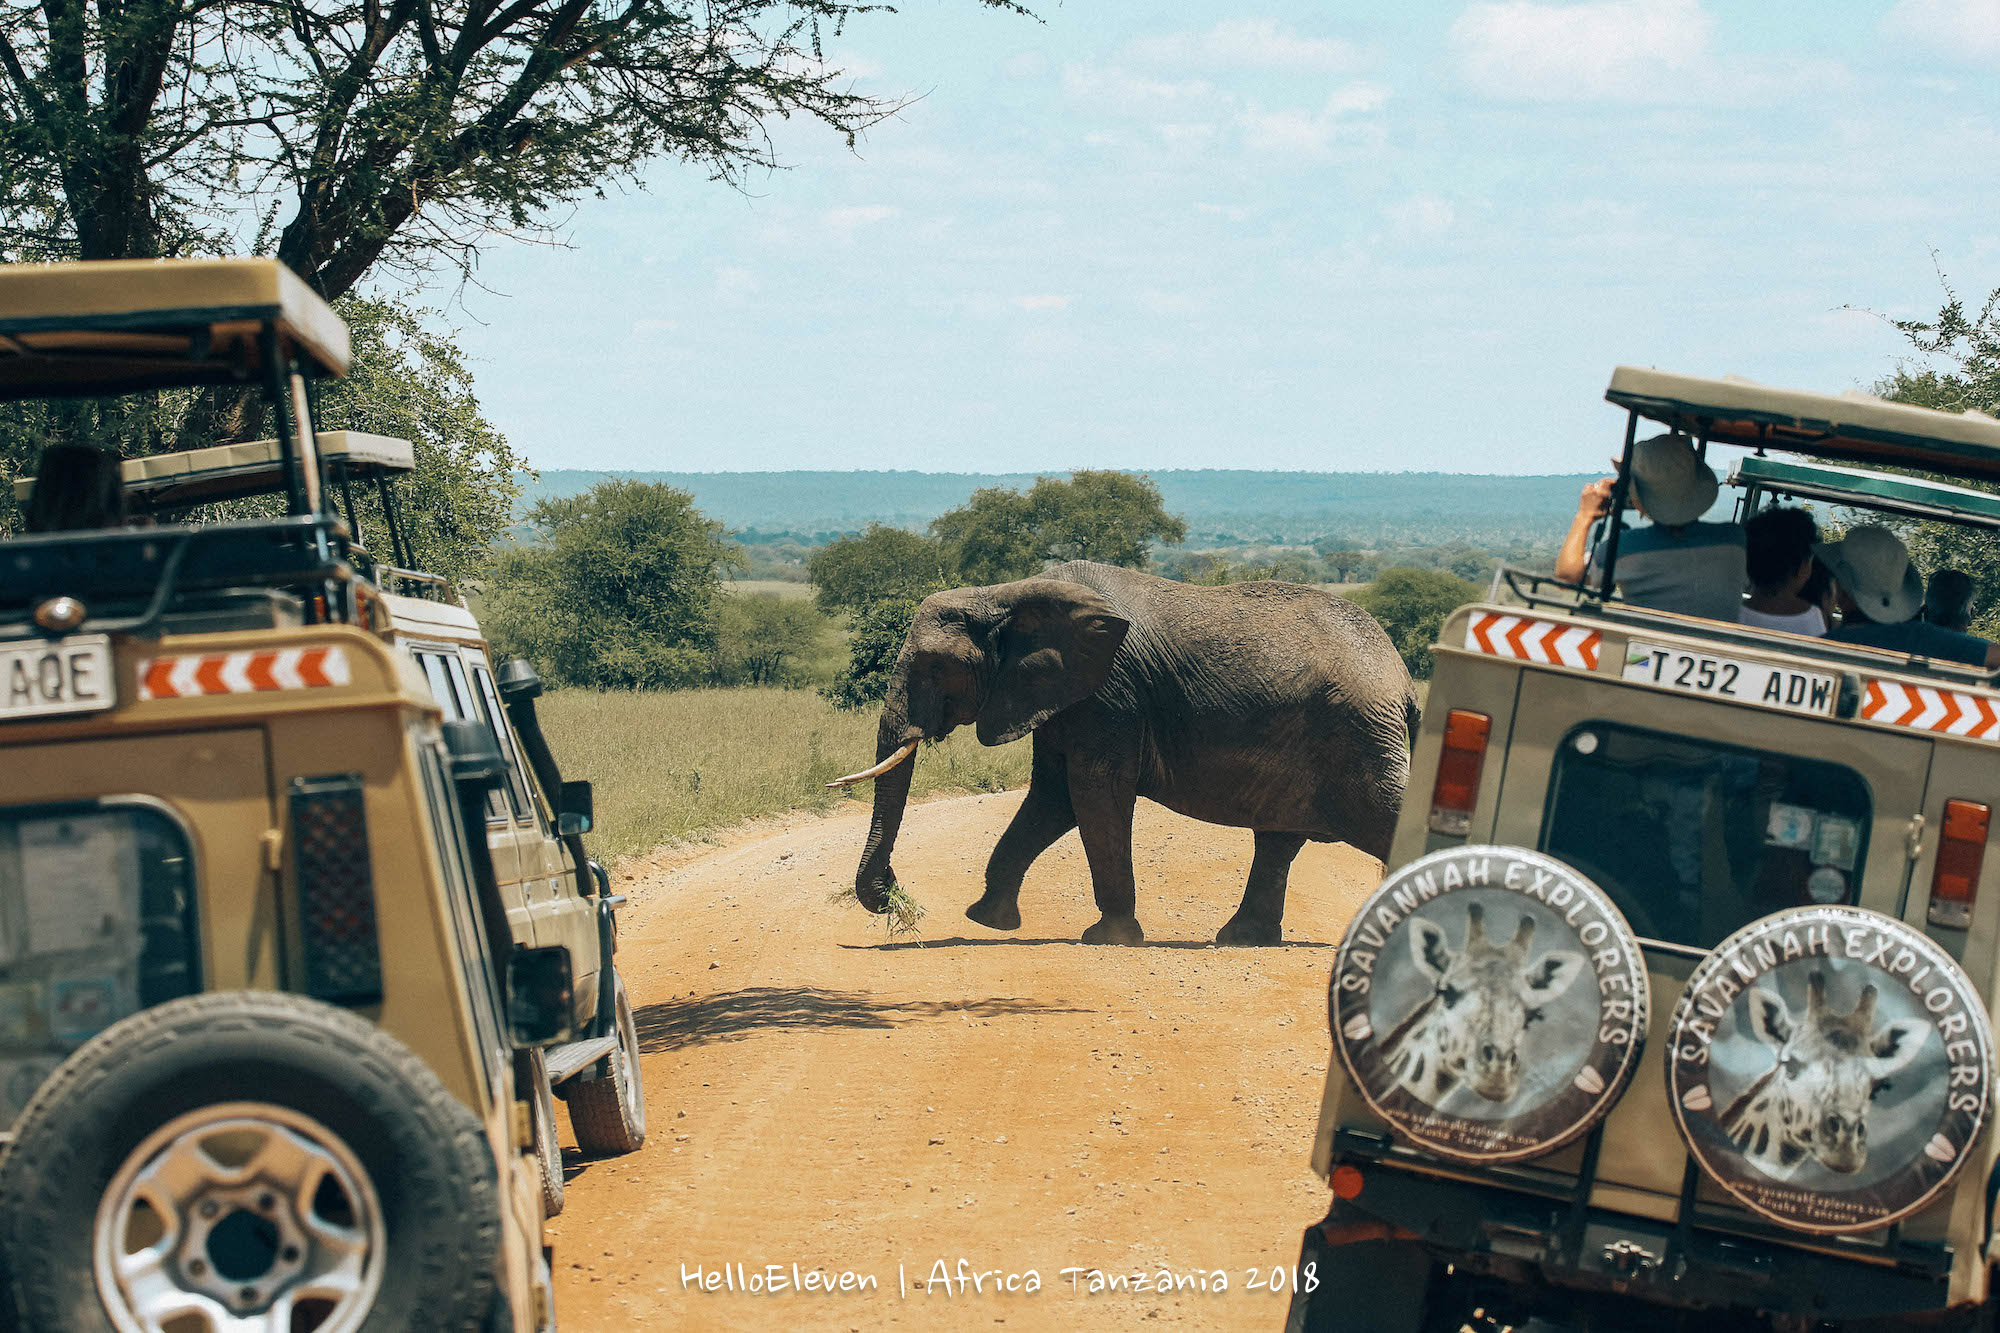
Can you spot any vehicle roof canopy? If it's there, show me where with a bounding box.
[11,432,414,512]
[1607,366,2000,482]
[1729,455,2000,530]
[0,258,349,400]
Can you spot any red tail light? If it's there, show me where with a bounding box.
[1428,710,1492,837]
[1928,799,1989,930]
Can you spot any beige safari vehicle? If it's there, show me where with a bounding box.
[0,258,618,1331]
[17,428,652,1220]
[1292,369,2000,1332]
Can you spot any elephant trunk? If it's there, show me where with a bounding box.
[855,685,923,914]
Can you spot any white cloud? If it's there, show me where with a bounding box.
[1880,0,2000,62]
[1063,63,1216,105]
[1196,202,1254,222]
[824,204,899,231]
[1013,295,1071,311]
[1157,122,1219,145]
[1449,0,1715,101]
[1385,195,1456,240]
[714,266,758,301]
[1135,289,1202,316]
[1128,18,1366,74]
[1237,83,1389,156]
[630,318,678,334]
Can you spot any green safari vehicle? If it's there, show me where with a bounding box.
[1290,368,2000,1332]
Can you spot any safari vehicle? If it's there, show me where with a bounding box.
[1289,367,2000,1332]
[0,257,614,1330]
[15,427,652,1217]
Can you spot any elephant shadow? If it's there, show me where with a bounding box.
[847,935,1336,952]
[630,985,1095,1054]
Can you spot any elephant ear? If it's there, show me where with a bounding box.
[975,581,1129,747]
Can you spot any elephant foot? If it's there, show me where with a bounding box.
[965,895,1022,931]
[1216,915,1283,947]
[1081,914,1145,946]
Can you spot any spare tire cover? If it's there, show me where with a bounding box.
[1330,846,1650,1164]
[1666,905,1995,1234]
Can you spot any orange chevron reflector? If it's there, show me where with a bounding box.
[1860,678,2000,740]
[1463,611,1600,671]
[137,646,351,700]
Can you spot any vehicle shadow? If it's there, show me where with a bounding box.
[632,986,1094,1055]
[843,935,1336,952]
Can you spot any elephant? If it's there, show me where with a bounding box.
[834,561,1418,946]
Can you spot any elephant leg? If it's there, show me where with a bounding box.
[1217,831,1307,946]
[1070,759,1144,946]
[968,761,1076,931]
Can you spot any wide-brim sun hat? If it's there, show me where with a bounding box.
[1625,433,1718,527]
[1815,525,1925,625]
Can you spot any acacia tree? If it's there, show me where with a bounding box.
[0,0,1023,284]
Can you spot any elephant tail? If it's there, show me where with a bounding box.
[1404,692,1421,755]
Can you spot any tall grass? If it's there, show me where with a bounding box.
[538,687,1032,862]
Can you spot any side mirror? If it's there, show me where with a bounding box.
[507,946,576,1047]
[442,719,506,790]
[557,779,593,836]
[496,658,544,702]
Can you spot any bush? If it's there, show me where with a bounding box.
[714,594,836,686]
[820,595,922,710]
[1351,567,1481,679]
[483,479,738,688]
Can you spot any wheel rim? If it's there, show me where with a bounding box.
[615,983,646,1137]
[93,1101,386,1333]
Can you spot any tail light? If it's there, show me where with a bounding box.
[1427,710,1492,837]
[290,774,383,1002]
[1928,799,1989,930]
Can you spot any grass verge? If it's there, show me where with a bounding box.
[539,686,1031,863]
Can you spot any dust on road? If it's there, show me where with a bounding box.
[551,790,1381,1331]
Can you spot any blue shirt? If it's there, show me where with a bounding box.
[1588,521,1747,623]
[1829,619,1992,668]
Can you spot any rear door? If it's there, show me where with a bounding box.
[1495,671,1935,1216]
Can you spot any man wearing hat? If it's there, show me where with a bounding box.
[1820,526,2000,669]
[1554,433,1746,622]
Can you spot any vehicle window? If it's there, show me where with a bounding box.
[1540,723,1872,950]
[415,651,464,719]
[0,803,199,1124]
[417,739,507,1080]
[413,649,507,822]
[468,662,537,825]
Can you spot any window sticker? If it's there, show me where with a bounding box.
[19,816,134,955]
[1813,816,1862,871]
[1766,803,1816,850]
[47,975,121,1045]
[0,982,41,1047]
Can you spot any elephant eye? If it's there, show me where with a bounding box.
[1871,1080,1893,1100]
[1438,984,1462,1007]
[1782,1058,1805,1078]
[1523,1007,1545,1027]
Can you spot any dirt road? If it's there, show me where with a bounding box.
[551,790,1382,1331]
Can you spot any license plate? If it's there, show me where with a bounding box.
[0,636,115,720]
[1623,642,1837,716]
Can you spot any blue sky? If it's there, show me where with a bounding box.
[432,1,2000,476]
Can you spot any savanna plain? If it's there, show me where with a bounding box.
[538,686,1381,1330]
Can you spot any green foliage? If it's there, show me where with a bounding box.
[805,524,949,614]
[0,0,1029,291]
[1877,280,2000,636]
[1028,470,1188,567]
[714,594,835,686]
[484,480,740,689]
[821,595,922,710]
[1350,568,1481,679]
[930,486,1042,583]
[315,298,523,582]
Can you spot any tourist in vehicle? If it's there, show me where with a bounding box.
[1739,506,1826,635]
[1554,432,1746,621]
[20,443,125,533]
[1820,527,2000,668]
[1925,567,1976,631]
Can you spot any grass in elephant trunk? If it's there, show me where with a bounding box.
[537,687,1032,863]
[825,879,929,940]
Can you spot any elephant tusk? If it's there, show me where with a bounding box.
[826,740,920,789]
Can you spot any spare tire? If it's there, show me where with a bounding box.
[0,991,501,1332]
[1329,846,1650,1164]
[1665,905,1995,1235]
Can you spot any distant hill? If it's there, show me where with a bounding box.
[517,469,1593,547]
